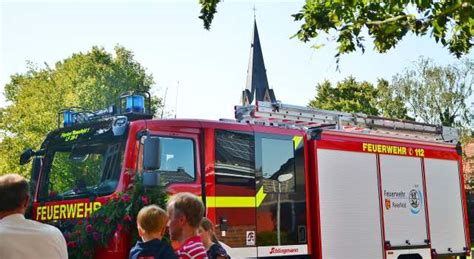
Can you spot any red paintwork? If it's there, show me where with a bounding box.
[308,140,322,259]
[213,185,255,196]
[459,155,472,254]
[31,118,470,258]
[317,131,459,160]
[420,158,432,251]
[204,128,216,222]
[312,130,469,257]
[217,208,257,225]
[303,137,313,255]
[376,155,387,259]
[94,229,131,258]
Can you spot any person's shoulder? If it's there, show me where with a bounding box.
[182,238,205,251]
[129,241,142,257]
[29,220,63,235]
[177,237,207,258]
[160,243,178,259]
[209,243,229,258]
[19,218,54,232]
[26,219,66,245]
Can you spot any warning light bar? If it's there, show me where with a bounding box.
[125,94,145,113]
[63,110,74,127]
[58,91,152,128]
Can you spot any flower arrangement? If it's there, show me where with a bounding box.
[63,174,167,259]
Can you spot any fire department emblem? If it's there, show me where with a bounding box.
[385,198,391,210]
[409,189,422,214]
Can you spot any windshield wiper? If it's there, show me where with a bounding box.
[61,188,98,200]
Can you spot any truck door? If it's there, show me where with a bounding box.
[254,133,308,257]
[142,130,203,196]
[316,147,384,259]
[424,158,469,256]
[379,155,430,255]
[213,129,257,257]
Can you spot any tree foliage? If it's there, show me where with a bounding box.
[391,57,473,127]
[309,58,473,127]
[198,1,473,62]
[376,79,410,119]
[308,76,409,119]
[0,46,159,177]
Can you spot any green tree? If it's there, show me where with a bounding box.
[0,46,160,177]
[309,76,410,119]
[392,57,473,127]
[199,1,473,62]
[376,79,411,120]
[308,76,379,115]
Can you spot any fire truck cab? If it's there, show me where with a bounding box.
[23,92,470,259]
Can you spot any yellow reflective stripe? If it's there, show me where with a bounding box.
[206,196,255,208]
[256,185,266,207]
[205,186,267,208]
[293,136,303,149]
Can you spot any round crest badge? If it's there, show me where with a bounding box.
[409,188,423,214]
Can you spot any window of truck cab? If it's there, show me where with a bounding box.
[138,135,196,185]
[256,133,297,193]
[38,138,126,201]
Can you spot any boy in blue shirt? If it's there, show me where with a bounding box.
[129,205,177,259]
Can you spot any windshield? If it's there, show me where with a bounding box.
[39,139,125,200]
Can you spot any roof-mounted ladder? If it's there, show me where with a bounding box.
[234,101,459,143]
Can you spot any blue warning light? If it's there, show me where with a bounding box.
[126,95,145,113]
[63,110,74,127]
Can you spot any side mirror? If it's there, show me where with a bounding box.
[142,172,160,187]
[143,137,161,171]
[20,148,35,165]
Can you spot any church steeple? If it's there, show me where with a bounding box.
[242,19,276,105]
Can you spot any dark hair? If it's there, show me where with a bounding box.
[200,217,219,243]
[0,174,29,212]
[167,192,204,228]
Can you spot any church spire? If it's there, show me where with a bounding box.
[242,19,276,105]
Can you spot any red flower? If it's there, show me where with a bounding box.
[110,192,120,201]
[67,241,77,248]
[123,214,132,222]
[86,224,93,233]
[121,193,130,203]
[92,232,100,241]
[141,195,149,205]
[77,220,83,225]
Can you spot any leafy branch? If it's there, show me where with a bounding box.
[197,1,474,64]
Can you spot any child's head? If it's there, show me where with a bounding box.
[198,217,219,244]
[137,205,168,238]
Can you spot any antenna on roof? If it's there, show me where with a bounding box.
[161,86,168,119]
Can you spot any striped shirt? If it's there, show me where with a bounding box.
[176,236,208,259]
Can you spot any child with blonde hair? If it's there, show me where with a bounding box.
[129,205,177,259]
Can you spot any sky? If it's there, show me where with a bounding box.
[1,0,472,120]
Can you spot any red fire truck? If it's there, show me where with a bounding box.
[21,91,470,258]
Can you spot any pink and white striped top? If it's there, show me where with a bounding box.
[176,236,208,259]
